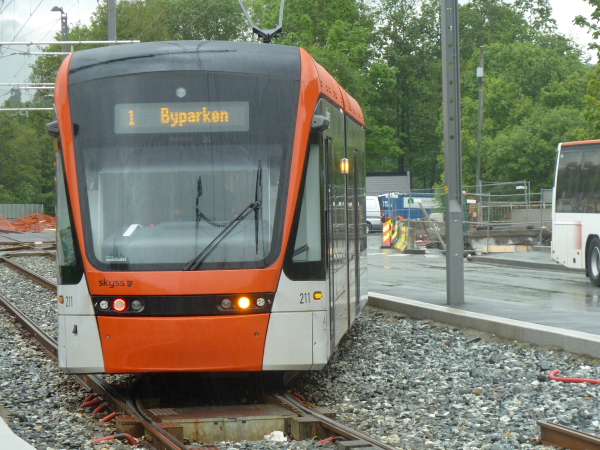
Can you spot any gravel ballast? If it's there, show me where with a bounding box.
[292,307,600,449]
[1,256,599,449]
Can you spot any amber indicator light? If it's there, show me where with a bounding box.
[313,291,323,300]
[238,297,251,309]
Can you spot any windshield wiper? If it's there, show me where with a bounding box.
[184,200,261,271]
[184,161,263,271]
[255,160,262,254]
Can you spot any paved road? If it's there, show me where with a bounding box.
[366,235,600,335]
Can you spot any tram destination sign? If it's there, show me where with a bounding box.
[114,101,249,134]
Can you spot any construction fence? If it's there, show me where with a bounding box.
[0,204,56,233]
[379,181,553,249]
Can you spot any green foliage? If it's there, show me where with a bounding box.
[1,0,594,215]
[459,7,590,192]
[575,0,600,140]
[0,110,55,212]
[577,65,600,140]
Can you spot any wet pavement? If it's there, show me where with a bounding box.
[367,235,600,336]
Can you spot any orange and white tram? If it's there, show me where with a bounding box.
[49,41,367,373]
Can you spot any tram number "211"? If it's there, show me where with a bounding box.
[300,292,311,304]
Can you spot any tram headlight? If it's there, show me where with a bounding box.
[99,300,109,310]
[221,298,232,309]
[256,297,266,307]
[131,300,143,311]
[113,298,127,312]
[238,297,251,309]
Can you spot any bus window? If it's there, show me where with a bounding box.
[555,150,582,213]
[581,150,600,213]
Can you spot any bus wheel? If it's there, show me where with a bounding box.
[588,237,600,287]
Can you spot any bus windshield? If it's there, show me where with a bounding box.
[555,143,600,214]
[69,71,298,271]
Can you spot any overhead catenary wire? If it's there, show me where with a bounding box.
[0,0,100,101]
[0,0,44,59]
[0,0,15,15]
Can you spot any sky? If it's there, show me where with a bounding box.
[0,0,597,103]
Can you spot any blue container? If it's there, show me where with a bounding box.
[380,194,435,221]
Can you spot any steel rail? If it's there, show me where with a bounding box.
[0,233,26,244]
[0,256,57,292]
[0,285,185,449]
[0,251,400,448]
[538,421,600,450]
[0,292,58,360]
[0,233,56,251]
[282,392,398,450]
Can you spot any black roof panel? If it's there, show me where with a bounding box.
[68,41,301,84]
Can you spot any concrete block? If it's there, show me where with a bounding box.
[337,440,373,450]
[115,415,144,438]
[290,416,326,440]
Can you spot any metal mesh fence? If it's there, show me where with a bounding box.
[0,204,44,220]
[378,181,553,248]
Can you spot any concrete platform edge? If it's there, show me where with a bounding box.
[468,255,585,273]
[367,293,600,358]
[0,416,35,449]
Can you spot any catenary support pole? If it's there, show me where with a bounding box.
[441,0,464,305]
[476,46,484,222]
[108,0,117,45]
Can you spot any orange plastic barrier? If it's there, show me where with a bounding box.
[382,219,392,247]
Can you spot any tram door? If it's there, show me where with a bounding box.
[346,117,367,321]
[322,103,350,352]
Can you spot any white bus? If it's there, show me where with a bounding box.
[552,139,600,286]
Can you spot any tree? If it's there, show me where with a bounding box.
[0,110,54,211]
[574,0,600,139]
[458,2,590,191]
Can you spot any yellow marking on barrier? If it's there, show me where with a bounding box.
[394,226,408,252]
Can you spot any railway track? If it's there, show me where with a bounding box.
[0,252,399,449]
[537,421,600,450]
[0,255,56,291]
[3,251,600,449]
[0,232,56,252]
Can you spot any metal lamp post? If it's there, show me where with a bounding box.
[51,6,69,60]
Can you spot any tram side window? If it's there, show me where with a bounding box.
[283,143,325,280]
[56,151,84,284]
[555,150,582,213]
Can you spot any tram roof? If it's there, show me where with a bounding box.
[68,40,301,84]
[66,40,364,126]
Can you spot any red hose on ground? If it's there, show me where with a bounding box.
[92,433,137,446]
[291,392,305,404]
[291,389,305,403]
[549,369,600,384]
[80,398,102,408]
[93,403,108,413]
[99,412,118,423]
[317,436,334,444]
[83,394,97,403]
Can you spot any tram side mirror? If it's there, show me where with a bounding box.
[46,120,60,137]
[311,114,330,132]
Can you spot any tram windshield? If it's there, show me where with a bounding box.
[69,71,298,271]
